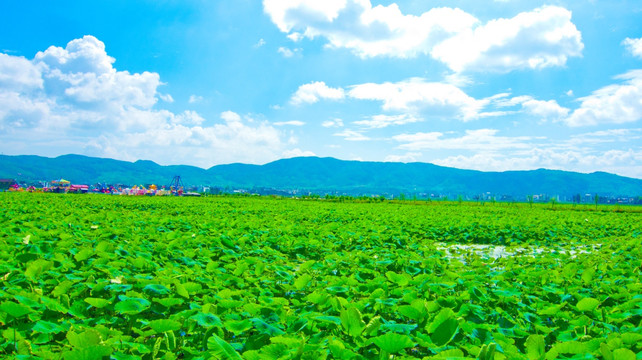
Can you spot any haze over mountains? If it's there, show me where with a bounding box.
[1,154,641,199]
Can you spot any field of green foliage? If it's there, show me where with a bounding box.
[0,193,641,360]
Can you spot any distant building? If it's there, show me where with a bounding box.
[0,179,17,191]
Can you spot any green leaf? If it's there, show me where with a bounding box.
[525,334,545,360]
[104,284,132,293]
[546,341,589,360]
[427,308,456,333]
[62,345,112,360]
[538,303,566,316]
[191,312,223,328]
[154,297,184,308]
[363,315,382,336]
[207,334,243,360]
[115,298,150,315]
[611,349,636,360]
[385,271,409,286]
[25,259,53,281]
[430,317,459,347]
[250,318,285,336]
[149,319,181,333]
[294,274,312,290]
[84,297,110,309]
[372,332,415,354]
[398,304,424,322]
[328,338,360,359]
[41,296,68,313]
[435,349,464,358]
[621,332,642,345]
[224,319,253,335]
[74,248,94,262]
[175,282,189,298]
[600,343,613,360]
[143,284,171,296]
[67,329,101,349]
[340,307,366,337]
[32,320,65,334]
[0,301,33,318]
[576,298,600,312]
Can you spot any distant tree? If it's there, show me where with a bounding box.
[527,195,534,208]
[594,193,599,210]
[573,193,581,204]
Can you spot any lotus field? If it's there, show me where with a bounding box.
[0,193,641,360]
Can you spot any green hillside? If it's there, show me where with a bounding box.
[1,154,641,198]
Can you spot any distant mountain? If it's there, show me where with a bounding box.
[1,154,641,198]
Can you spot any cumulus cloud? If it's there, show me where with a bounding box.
[264,0,477,59]
[293,78,570,123]
[264,1,582,72]
[432,6,583,72]
[333,129,370,141]
[565,70,642,126]
[0,53,43,91]
[278,46,302,57]
[494,95,569,119]
[433,148,642,179]
[282,148,316,158]
[348,78,488,120]
[384,152,422,163]
[322,118,344,127]
[393,129,534,151]
[274,120,305,126]
[623,37,642,58]
[353,114,421,128]
[0,36,294,167]
[188,94,203,104]
[290,81,345,105]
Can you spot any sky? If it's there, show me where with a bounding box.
[0,0,641,178]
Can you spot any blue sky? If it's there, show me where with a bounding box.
[1,0,641,178]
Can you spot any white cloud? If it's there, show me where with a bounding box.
[569,128,642,145]
[333,129,370,141]
[490,93,569,120]
[86,111,287,167]
[264,0,477,59]
[393,129,534,151]
[507,96,569,119]
[384,152,422,163]
[278,46,301,58]
[287,32,303,42]
[0,36,296,167]
[0,53,43,91]
[432,6,583,72]
[322,118,344,127]
[264,1,582,72]
[282,148,316,158]
[221,110,242,123]
[348,78,487,120]
[565,70,642,126]
[433,148,642,179]
[188,94,203,104]
[353,114,421,128]
[623,37,642,58]
[274,120,305,126]
[255,38,267,48]
[290,81,345,105]
[159,93,174,103]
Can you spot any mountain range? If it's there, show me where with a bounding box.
[1,154,641,199]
